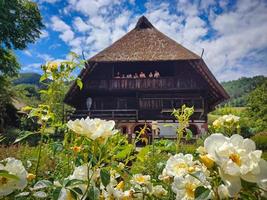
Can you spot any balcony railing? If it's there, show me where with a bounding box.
[67,109,138,120]
[86,77,201,90]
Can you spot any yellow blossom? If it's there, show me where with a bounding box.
[116,181,124,190]
[200,155,214,168]
[27,173,36,181]
[71,146,81,153]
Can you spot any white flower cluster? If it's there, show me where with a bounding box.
[128,174,168,199]
[204,133,267,197]
[213,114,240,129]
[159,153,211,200]
[67,117,118,141]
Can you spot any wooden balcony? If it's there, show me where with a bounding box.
[86,77,203,90]
[67,109,138,120]
[66,108,206,121]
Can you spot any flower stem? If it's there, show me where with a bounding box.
[35,133,43,180]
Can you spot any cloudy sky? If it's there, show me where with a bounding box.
[16,0,267,82]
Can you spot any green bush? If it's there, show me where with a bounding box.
[130,146,169,179]
[251,132,267,151]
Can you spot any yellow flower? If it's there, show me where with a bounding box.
[213,119,221,128]
[46,61,60,72]
[116,181,124,190]
[27,173,36,181]
[71,146,81,153]
[200,155,214,169]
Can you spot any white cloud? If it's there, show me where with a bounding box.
[39,0,61,3]
[73,17,91,32]
[40,30,49,39]
[22,63,42,73]
[23,50,32,56]
[67,0,122,17]
[51,16,75,43]
[37,53,54,62]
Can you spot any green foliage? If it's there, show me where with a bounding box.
[194,186,210,200]
[251,132,267,151]
[0,48,19,76]
[39,53,84,125]
[172,105,194,152]
[0,77,14,131]
[131,146,169,179]
[221,76,267,107]
[0,0,43,132]
[247,81,267,132]
[0,0,43,76]
[0,143,70,179]
[1,127,21,145]
[0,0,43,49]
[100,169,111,187]
[14,84,41,106]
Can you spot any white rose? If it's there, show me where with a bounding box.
[67,117,117,140]
[0,157,28,197]
[172,174,210,200]
[164,153,208,177]
[130,174,151,185]
[152,185,168,198]
[218,184,229,199]
[204,133,267,196]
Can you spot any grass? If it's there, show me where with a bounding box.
[0,143,70,179]
[262,152,267,161]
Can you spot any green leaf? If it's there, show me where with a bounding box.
[115,145,133,159]
[70,189,78,199]
[100,169,110,187]
[52,187,61,200]
[65,179,85,187]
[0,135,5,143]
[40,74,48,82]
[195,186,210,200]
[185,128,193,140]
[0,170,19,180]
[88,186,100,200]
[241,179,258,190]
[76,78,83,90]
[72,187,83,195]
[14,131,35,144]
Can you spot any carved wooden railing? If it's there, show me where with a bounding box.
[86,77,201,90]
[67,109,138,120]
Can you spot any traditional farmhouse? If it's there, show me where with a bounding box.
[64,16,229,143]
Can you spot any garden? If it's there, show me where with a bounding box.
[0,58,266,200]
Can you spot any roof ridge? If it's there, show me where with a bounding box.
[135,15,154,29]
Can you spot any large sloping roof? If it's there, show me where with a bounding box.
[89,16,200,62]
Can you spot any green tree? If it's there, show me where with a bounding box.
[0,0,44,75]
[247,81,267,132]
[0,0,44,130]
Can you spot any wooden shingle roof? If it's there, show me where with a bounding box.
[89,16,200,62]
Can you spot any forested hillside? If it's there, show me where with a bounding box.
[12,73,42,86]
[221,76,267,106]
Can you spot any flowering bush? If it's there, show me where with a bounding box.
[212,114,241,136]
[1,116,266,199]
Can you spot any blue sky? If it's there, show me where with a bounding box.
[16,0,267,81]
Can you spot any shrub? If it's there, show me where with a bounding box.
[251,132,267,151]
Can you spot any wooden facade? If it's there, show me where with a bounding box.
[64,16,229,139]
